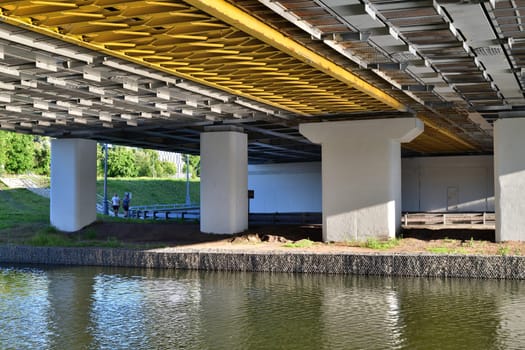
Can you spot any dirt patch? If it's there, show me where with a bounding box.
[71,221,525,256]
[76,221,321,246]
[79,221,230,245]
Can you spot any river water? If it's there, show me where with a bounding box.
[1,264,524,350]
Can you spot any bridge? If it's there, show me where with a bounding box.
[0,1,522,242]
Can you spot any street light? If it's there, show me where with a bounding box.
[185,154,191,205]
[103,143,109,215]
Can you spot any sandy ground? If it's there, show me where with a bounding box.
[78,221,525,256]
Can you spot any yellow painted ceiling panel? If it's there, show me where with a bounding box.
[0,0,404,116]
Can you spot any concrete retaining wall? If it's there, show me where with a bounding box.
[1,246,524,279]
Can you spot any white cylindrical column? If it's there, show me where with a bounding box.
[300,118,423,242]
[494,118,525,242]
[200,128,248,234]
[50,139,97,232]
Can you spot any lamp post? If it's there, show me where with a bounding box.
[103,143,109,215]
[185,154,191,205]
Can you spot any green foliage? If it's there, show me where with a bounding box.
[135,148,159,177]
[160,161,176,176]
[182,154,200,178]
[33,137,51,176]
[284,238,314,248]
[98,145,178,178]
[3,132,34,174]
[0,131,51,175]
[362,238,400,250]
[107,146,138,177]
[497,246,510,256]
[0,132,6,173]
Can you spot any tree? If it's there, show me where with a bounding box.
[96,144,180,178]
[3,132,34,174]
[190,155,200,178]
[160,160,176,176]
[135,148,159,177]
[0,132,6,173]
[33,136,50,175]
[96,144,105,177]
[107,146,138,177]
[183,154,200,178]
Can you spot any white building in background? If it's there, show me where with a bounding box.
[157,151,185,178]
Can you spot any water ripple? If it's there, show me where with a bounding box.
[1,266,525,349]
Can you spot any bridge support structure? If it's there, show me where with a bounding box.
[300,118,423,242]
[200,127,248,234]
[494,118,525,242]
[50,139,97,232]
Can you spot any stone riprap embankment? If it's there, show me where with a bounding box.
[1,246,524,279]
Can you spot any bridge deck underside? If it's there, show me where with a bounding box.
[0,0,499,161]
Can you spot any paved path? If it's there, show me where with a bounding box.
[0,176,50,198]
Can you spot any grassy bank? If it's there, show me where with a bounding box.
[96,177,200,206]
[0,187,165,249]
[0,177,200,247]
[0,183,50,244]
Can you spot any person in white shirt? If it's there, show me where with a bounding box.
[111,193,120,216]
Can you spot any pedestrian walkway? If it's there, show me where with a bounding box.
[0,175,50,198]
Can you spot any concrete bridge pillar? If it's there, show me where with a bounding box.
[50,139,97,232]
[300,118,423,242]
[494,118,525,242]
[200,127,248,234]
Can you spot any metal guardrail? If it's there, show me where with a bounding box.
[97,193,200,220]
[128,203,198,212]
[96,194,111,214]
[129,204,200,221]
[401,212,495,226]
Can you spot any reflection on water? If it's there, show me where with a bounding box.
[1,265,525,350]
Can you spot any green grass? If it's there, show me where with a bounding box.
[0,176,202,248]
[96,214,150,224]
[284,238,315,248]
[0,188,49,231]
[29,231,75,247]
[427,247,453,254]
[97,177,200,206]
[497,246,510,256]
[426,247,467,254]
[361,238,400,250]
[27,228,125,248]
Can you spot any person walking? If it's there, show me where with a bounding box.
[122,192,131,218]
[111,193,120,216]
